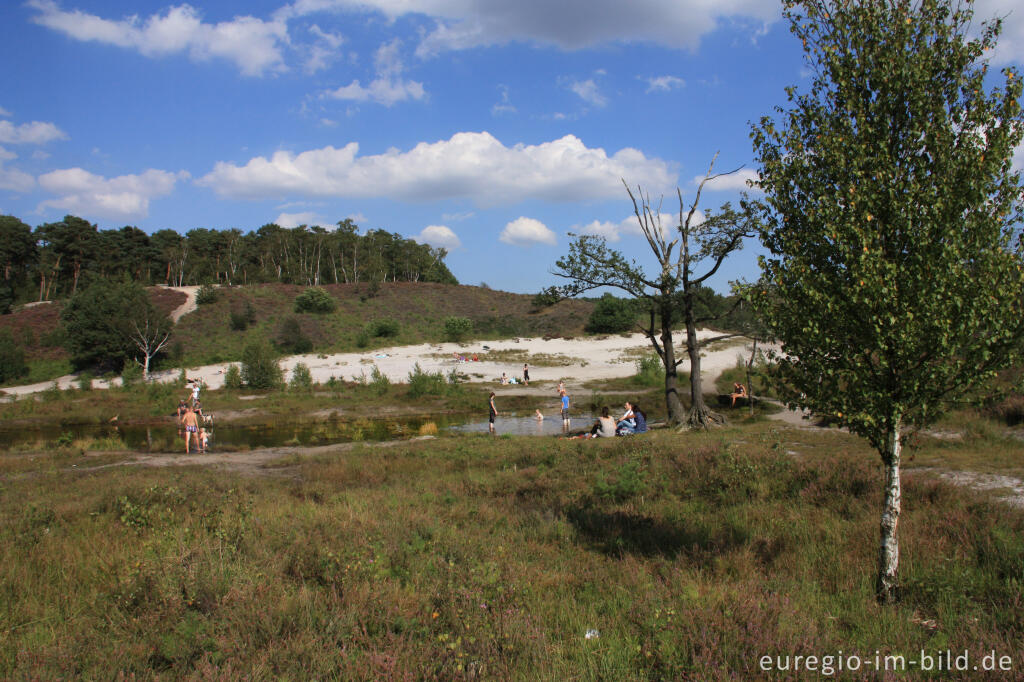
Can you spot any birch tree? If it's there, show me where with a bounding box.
[749,0,1024,603]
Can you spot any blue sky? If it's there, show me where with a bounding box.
[1,0,1022,294]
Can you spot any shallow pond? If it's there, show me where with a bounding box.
[1,411,597,452]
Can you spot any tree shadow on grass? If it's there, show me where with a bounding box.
[564,503,746,560]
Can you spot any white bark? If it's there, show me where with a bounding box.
[877,423,902,603]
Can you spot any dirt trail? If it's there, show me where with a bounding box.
[73,436,438,477]
[167,285,201,322]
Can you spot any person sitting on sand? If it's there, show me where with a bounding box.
[182,405,200,454]
[730,382,748,407]
[176,399,188,425]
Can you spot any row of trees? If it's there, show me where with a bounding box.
[0,216,457,309]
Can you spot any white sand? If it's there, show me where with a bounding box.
[2,330,762,397]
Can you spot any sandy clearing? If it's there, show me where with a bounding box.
[1,329,763,398]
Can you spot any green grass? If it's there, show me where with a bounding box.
[1,424,1022,679]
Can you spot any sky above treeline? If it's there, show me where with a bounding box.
[1,0,1022,294]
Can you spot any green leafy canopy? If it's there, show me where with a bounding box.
[749,0,1024,452]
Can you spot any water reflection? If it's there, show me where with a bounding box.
[451,412,594,437]
[1,411,596,452]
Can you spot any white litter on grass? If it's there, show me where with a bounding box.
[585,629,600,640]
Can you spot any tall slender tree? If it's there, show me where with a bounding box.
[749,0,1024,603]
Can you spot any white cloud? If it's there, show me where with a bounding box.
[694,168,760,192]
[1013,141,1024,173]
[199,131,676,205]
[0,148,35,193]
[321,39,425,106]
[570,79,607,107]
[500,217,556,247]
[276,211,328,228]
[0,119,68,145]
[416,224,462,249]
[322,78,425,106]
[303,24,346,74]
[644,75,685,93]
[37,167,189,220]
[0,106,11,117]
[28,0,288,77]
[492,85,516,116]
[577,217,636,243]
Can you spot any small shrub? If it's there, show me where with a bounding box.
[120,362,143,388]
[294,287,336,314]
[195,284,218,305]
[586,293,637,333]
[276,316,313,354]
[368,318,400,338]
[633,354,663,388]
[289,363,313,391]
[369,365,390,395]
[77,372,93,391]
[223,364,242,390]
[355,331,370,348]
[408,363,446,398]
[241,340,283,389]
[229,309,249,331]
[443,316,473,342]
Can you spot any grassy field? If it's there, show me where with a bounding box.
[1,417,1022,679]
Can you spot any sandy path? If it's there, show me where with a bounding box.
[168,285,201,322]
[2,329,763,398]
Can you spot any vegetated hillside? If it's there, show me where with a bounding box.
[0,288,187,364]
[169,283,595,367]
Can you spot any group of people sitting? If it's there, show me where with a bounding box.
[575,401,647,439]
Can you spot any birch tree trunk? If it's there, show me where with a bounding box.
[876,422,902,603]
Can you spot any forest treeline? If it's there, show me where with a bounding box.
[0,215,457,310]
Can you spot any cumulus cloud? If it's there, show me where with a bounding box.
[198,131,676,205]
[321,38,425,106]
[28,0,288,77]
[500,217,557,247]
[0,119,68,145]
[0,147,35,193]
[644,75,685,93]
[569,79,607,107]
[694,168,760,192]
[276,211,328,228]
[577,216,637,243]
[416,225,462,249]
[37,167,189,220]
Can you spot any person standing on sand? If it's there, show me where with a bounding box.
[523,363,530,385]
[489,392,498,433]
[182,404,199,454]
